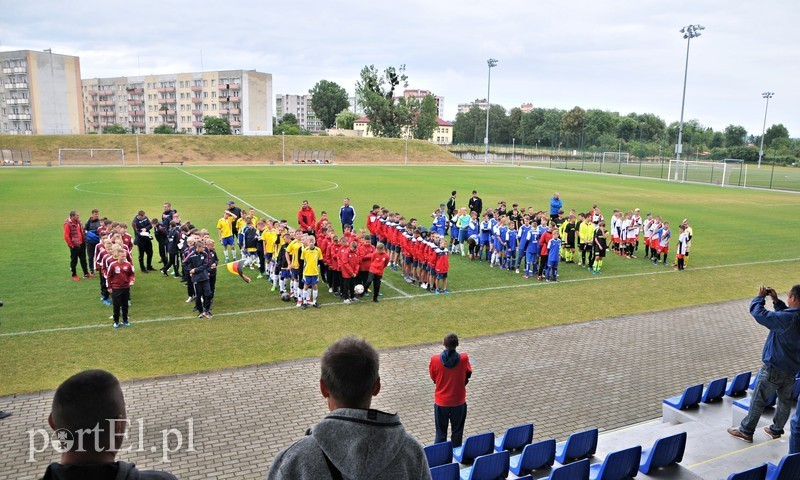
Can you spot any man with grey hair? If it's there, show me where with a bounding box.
[268,337,430,479]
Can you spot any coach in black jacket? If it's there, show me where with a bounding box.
[187,242,213,318]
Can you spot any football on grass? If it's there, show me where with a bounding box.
[354,284,364,295]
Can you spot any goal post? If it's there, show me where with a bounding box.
[668,159,737,186]
[58,148,125,166]
[601,151,631,164]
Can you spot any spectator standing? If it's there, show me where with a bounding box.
[63,210,90,281]
[267,337,430,480]
[429,333,472,447]
[339,197,356,232]
[39,369,177,479]
[468,190,483,216]
[131,210,154,272]
[728,285,800,444]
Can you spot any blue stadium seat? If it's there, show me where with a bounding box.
[766,452,800,480]
[588,445,642,480]
[663,384,703,410]
[727,464,767,480]
[701,377,728,403]
[425,441,454,468]
[509,439,556,475]
[459,450,509,480]
[494,423,534,452]
[430,462,460,480]
[554,428,598,464]
[541,458,590,480]
[639,431,687,474]
[733,392,777,411]
[726,371,752,397]
[453,432,495,464]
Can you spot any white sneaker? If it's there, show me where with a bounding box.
[296,302,303,308]
[421,283,428,289]
[185,296,193,303]
[328,287,333,293]
[343,299,351,304]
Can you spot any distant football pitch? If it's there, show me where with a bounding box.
[1,164,798,395]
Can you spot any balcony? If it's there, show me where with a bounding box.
[229,96,240,102]
[98,89,114,95]
[230,108,240,114]
[192,121,204,127]
[87,89,98,95]
[4,83,28,90]
[166,110,176,115]
[99,111,115,117]
[191,97,202,104]
[190,85,202,92]
[218,109,229,115]
[126,87,143,94]
[8,114,31,120]
[98,100,114,106]
[6,98,30,105]
[129,110,144,117]
[131,122,145,128]
[157,87,176,93]
[158,98,176,104]
[90,122,100,128]
[230,121,241,127]
[86,100,98,106]
[191,109,203,115]
[218,83,241,90]
[128,99,143,105]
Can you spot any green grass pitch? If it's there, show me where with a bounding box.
[0,164,798,395]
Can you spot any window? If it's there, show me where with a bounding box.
[203,92,208,98]
[211,79,215,86]
[203,104,208,111]
[211,92,216,98]
[203,80,207,86]
[212,104,216,110]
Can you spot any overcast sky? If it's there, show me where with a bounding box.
[3,0,798,137]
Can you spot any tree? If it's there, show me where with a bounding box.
[560,106,585,148]
[763,124,790,149]
[281,113,298,126]
[723,125,747,147]
[355,64,410,138]
[309,80,350,129]
[335,110,359,130]
[273,113,310,135]
[583,110,619,147]
[452,105,484,144]
[102,124,127,134]
[203,117,232,135]
[153,125,175,134]
[412,94,439,140]
[616,116,638,142]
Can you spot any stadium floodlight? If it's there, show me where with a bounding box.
[675,24,704,162]
[484,58,498,164]
[757,92,774,169]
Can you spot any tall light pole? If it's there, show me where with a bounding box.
[484,58,498,164]
[758,92,774,169]
[675,24,704,162]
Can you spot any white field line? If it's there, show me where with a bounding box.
[380,278,413,298]
[3,256,797,338]
[175,167,277,221]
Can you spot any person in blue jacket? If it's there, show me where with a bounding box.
[339,197,356,233]
[549,192,563,221]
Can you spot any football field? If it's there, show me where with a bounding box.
[1,164,798,395]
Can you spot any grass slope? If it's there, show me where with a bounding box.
[0,165,798,395]
[0,134,459,165]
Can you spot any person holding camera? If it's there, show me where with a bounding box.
[728,284,800,444]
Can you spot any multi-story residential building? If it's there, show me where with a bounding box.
[457,98,489,115]
[82,70,272,135]
[0,49,85,135]
[520,102,534,113]
[274,94,323,132]
[401,89,445,118]
[353,116,453,145]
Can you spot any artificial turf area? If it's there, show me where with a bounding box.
[1,164,798,395]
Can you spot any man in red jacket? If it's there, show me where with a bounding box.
[63,210,91,281]
[429,333,472,447]
[297,200,316,235]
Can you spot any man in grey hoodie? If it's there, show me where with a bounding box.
[267,337,431,479]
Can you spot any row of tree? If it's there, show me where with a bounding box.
[99,117,233,135]
[452,104,797,163]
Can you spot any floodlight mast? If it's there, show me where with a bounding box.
[484,58,498,164]
[757,92,774,169]
[676,24,704,162]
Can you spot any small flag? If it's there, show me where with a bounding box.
[226,260,252,283]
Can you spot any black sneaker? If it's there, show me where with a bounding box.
[312,303,320,309]
[373,298,379,303]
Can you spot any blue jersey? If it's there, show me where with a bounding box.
[525,228,540,254]
[506,229,518,250]
[467,219,480,237]
[518,225,531,250]
[547,239,562,263]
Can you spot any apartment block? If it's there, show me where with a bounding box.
[401,89,445,118]
[0,50,85,135]
[82,70,272,135]
[274,94,323,132]
[457,98,489,115]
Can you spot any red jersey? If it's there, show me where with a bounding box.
[106,259,135,290]
[435,250,450,274]
[358,243,374,272]
[369,252,390,275]
[539,231,553,255]
[339,248,359,278]
[366,212,380,235]
[122,233,134,251]
[429,352,472,407]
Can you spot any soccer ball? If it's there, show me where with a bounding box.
[354,284,365,295]
[280,293,291,302]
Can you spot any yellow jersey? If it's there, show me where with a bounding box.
[216,218,233,238]
[286,240,302,269]
[263,230,278,254]
[301,247,322,276]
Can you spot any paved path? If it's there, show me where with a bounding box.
[1,297,765,479]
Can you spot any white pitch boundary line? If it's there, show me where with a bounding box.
[3,256,797,338]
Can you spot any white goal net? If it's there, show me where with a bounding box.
[668,159,739,187]
[58,148,125,166]
[602,151,631,164]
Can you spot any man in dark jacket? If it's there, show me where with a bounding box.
[39,369,176,480]
[467,191,482,216]
[187,241,213,318]
[84,209,102,275]
[268,337,430,479]
[338,197,356,233]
